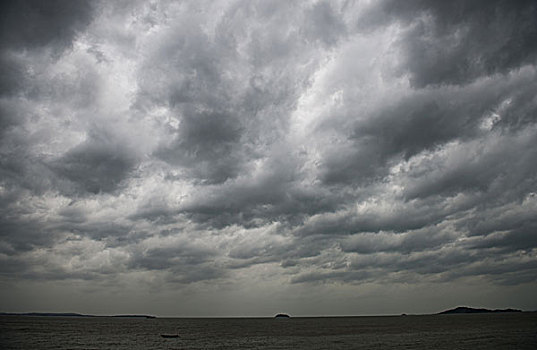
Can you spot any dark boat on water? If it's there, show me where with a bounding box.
[160,327,180,338]
[160,334,179,338]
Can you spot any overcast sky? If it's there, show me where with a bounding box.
[1,0,536,317]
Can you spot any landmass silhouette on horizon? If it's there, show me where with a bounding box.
[438,306,522,314]
[0,312,156,318]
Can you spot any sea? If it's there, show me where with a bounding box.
[1,313,536,349]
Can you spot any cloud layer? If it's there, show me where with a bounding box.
[1,0,536,316]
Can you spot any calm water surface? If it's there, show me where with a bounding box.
[1,313,536,349]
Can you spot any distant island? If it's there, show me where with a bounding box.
[438,306,522,314]
[0,312,156,318]
[274,313,290,318]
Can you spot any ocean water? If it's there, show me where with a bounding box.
[1,313,536,349]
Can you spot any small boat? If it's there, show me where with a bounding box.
[160,334,179,338]
[161,327,180,338]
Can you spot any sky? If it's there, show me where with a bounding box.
[1,0,536,317]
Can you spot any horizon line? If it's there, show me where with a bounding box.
[1,307,531,319]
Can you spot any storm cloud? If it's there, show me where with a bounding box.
[1,0,536,316]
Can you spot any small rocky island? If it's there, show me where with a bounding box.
[438,306,522,314]
[274,313,290,318]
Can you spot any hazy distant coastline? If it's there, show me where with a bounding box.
[0,312,156,318]
[438,306,522,314]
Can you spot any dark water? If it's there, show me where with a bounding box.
[1,313,536,349]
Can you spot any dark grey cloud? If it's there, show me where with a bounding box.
[177,167,335,229]
[51,129,138,195]
[339,227,454,255]
[403,130,537,202]
[320,69,537,186]
[0,216,56,253]
[0,0,100,198]
[380,0,537,87]
[302,1,347,47]
[0,0,94,51]
[156,110,244,184]
[129,242,223,283]
[0,0,95,100]
[0,53,26,97]
[1,0,536,315]
[374,0,537,87]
